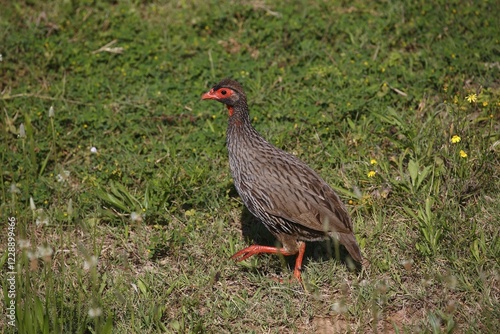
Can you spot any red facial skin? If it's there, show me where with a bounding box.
[202,88,235,116]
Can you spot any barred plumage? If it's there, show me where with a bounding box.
[202,78,362,281]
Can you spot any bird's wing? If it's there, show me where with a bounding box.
[255,181,353,235]
[243,143,353,234]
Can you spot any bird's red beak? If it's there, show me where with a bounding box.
[201,89,217,100]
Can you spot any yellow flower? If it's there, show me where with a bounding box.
[465,93,477,103]
[370,159,378,165]
[451,135,461,144]
[367,171,376,178]
[459,150,467,158]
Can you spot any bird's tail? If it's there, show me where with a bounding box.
[338,233,363,263]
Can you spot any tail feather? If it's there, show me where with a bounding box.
[338,233,362,263]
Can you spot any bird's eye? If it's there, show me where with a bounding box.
[221,90,227,95]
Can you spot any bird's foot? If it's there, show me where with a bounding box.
[230,245,295,262]
[230,243,306,282]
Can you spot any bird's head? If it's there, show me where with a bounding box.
[202,79,246,116]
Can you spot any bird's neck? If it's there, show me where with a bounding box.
[226,102,265,152]
[227,102,252,129]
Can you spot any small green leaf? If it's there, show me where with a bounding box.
[408,159,419,187]
[137,278,149,297]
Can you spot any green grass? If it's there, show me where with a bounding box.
[1,0,499,332]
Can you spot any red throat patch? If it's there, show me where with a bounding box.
[226,105,234,116]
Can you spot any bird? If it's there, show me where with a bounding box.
[202,78,362,281]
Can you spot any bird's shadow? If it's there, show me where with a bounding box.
[238,207,361,274]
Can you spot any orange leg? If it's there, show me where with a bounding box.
[293,241,306,280]
[230,241,306,281]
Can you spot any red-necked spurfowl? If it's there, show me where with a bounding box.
[202,78,362,281]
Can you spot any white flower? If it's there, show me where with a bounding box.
[35,209,49,227]
[83,255,98,270]
[90,146,97,154]
[26,251,36,260]
[18,239,31,249]
[400,259,414,271]
[88,307,102,318]
[130,212,143,222]
[35,245,53,258]
[56,170,70,183]
[19,123,26,138]
[9,183,21,194]
[48,106,55,118]
[331,301,347,314]
[30,196,36,210]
